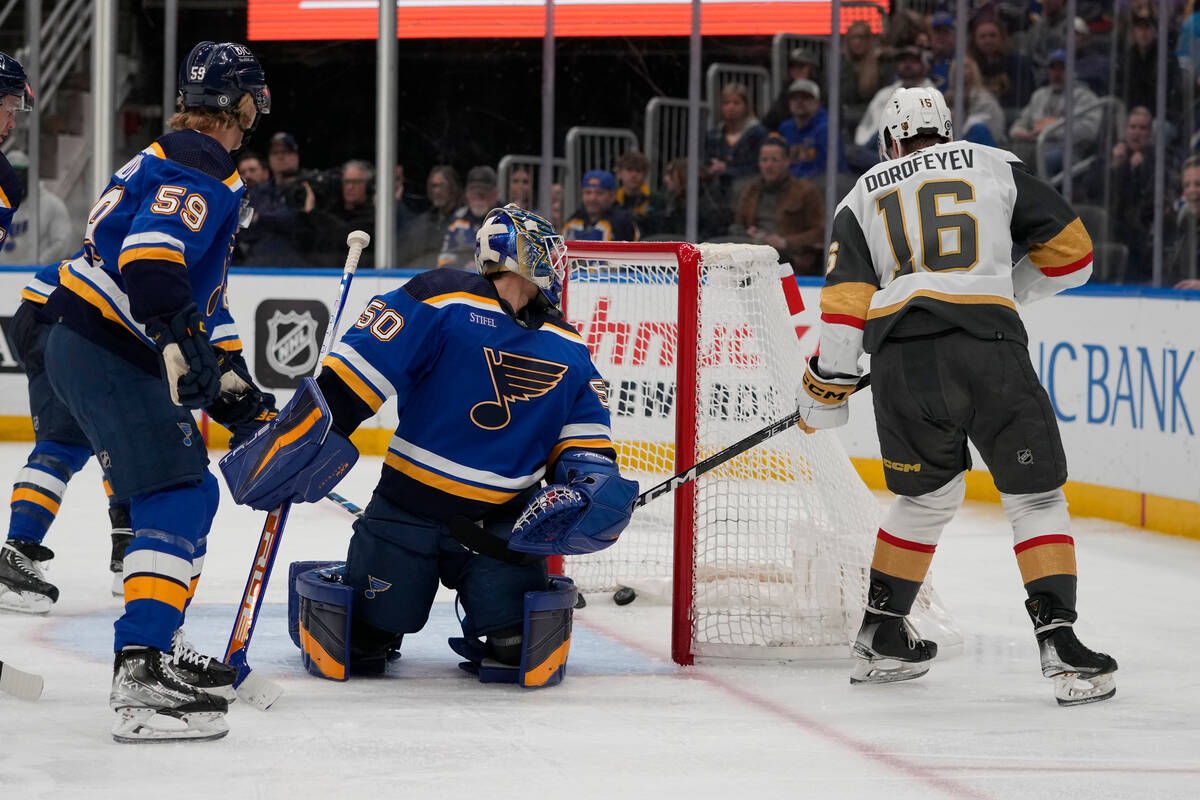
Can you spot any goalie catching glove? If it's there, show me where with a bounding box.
[508,451,638,556]
[796,355,860,434]
[219,378,358,511]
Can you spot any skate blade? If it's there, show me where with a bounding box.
[0,587,54,614]
[849,656,931,685]
[111,707,229,743]
[1051,671,1117,706]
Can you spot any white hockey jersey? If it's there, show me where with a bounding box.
[816,141,1092,379]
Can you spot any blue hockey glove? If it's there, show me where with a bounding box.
[219,377,358,511]
[509,451,638,556]
[145,303,220,408]
[795,355,858,434]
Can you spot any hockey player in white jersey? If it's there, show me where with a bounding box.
[795,87,1116,705]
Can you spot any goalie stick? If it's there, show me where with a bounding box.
[322,373,870,557]
[0,659,43,701]
[222,230,370,710]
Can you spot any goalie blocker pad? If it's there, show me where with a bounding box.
[219,377,358,511]
[449,576,577,688]
[508,451,638,556]
[288,561,353,681]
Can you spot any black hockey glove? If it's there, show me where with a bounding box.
[208,351,277,447]
[145,303,221,409]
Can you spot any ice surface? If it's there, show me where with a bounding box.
[1,443,1197,799]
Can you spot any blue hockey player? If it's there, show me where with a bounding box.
[0,51,139,614]
[41,41,274,742]
[223,205,638,686]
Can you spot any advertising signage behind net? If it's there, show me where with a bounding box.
[248,1,886,41]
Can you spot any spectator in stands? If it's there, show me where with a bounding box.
[1073,17,1110,95]
[930,13,956,92]
[550,182,564,231]
[778,78,844,179]
[1167,155,1200,288]
[1117,8,1182,129]
[438,165,499,269]
[1009,50,1102,176]
[562,170,639,242]
[946,58,1008,147]
[392,164,427,241]
[236,151,268,191]
[0,150,73,265]
[507,167,533,209]
[305,159,377,269]
[614,150,652,227]
[971,16,1036,109]
[840,20,891,136]
[706,83,768,200]
[1177,0,1200,75]
[643,158,729,241]
[1027,0,1072,72]
[398,165,461,269]
[853,45,935,170]
[763,48,822,131]
[1108,108,1160,277]
[237,131,317,266]
[728,136,824,275]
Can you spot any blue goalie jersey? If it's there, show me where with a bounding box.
[47,129,244,370]
[316,269,616,523]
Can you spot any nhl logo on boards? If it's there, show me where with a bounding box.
[254,299,330,389]
[1017,448,1034,465]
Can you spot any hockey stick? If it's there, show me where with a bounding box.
[0,659,43,701]
[223,230,370,710]
[321,373,871,549]
[633,372,870,509]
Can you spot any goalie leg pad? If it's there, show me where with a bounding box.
[295,564,353,681]
[288,561,344,649]
[452,576,577,687]
[218,377,358,511]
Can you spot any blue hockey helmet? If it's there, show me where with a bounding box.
[0,51,34,112]
[178,42,270,129]
[476,204,568,308]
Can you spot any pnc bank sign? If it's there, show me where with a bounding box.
[248,0,886,40]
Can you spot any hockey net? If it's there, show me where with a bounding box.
[560,241,961,665]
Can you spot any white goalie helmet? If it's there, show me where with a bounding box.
[878,86,953,161]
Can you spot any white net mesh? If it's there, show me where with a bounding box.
[562,242,959,661]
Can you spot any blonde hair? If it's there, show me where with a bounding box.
[168,93,256,133]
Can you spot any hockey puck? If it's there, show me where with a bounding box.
[613,587,637,606]
[574,594,587,609]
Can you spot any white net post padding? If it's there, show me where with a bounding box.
[561,241,960,665]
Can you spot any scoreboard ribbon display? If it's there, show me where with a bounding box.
[248,0,887,40]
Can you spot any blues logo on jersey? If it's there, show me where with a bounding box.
[471,348,568,430]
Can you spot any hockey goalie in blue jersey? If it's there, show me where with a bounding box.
[229,205,637,686]
[41,41,275,742]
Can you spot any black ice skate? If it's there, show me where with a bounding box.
[850,582,938,685]
[0,539,59,614]
[1025,595,1117,706]
[168,629,239,702]
[110,647,228,743]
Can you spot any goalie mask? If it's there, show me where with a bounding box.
[475,205,568,309]
[878,86,952,161]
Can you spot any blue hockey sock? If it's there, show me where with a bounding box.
[7,441,91,544]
